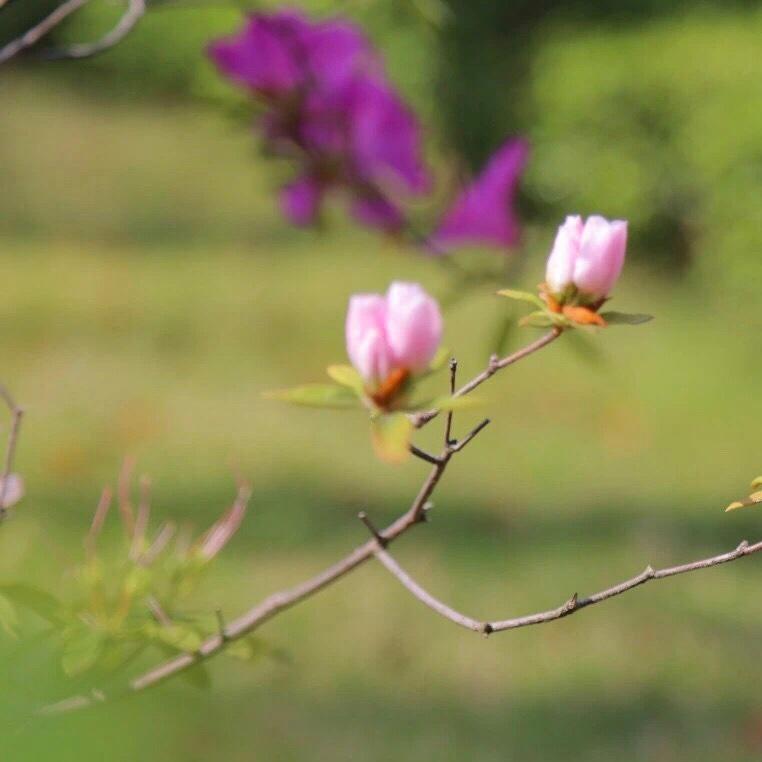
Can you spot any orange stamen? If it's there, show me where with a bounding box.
[371,367,410,408]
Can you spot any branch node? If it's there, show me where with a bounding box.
[358,511,387,547]
[488,353,500,373]
[736,540,749,555]
[481,622,493,637]
[643,565,655,579]
[563,592,578,613]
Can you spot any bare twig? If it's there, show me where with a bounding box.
[411,328,562,428]
[0,384,24,516]
[0,0,90,65]
[85,486,113,560]
[444,358,457,445]
[45,0,146,59]
[146,595,172,627]
[369,539,762,635]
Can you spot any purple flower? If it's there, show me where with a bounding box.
[209,12,429,232]
[428,138,529,254]
[208,11,377,98]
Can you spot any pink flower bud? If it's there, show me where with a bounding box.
[545,214,628,302]
[345,282,442,387]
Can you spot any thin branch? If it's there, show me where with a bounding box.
[411,327,562,428]
[0,384,24,517]
[368,539,762,635]
[45,0,146,60]
[0,0,91,65]
[41,330,560,713]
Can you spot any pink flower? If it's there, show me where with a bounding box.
[346,282,442,389]
[545,214,628,302]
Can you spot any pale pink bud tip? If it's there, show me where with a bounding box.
[545,214,628,302]
[345,282,442,386]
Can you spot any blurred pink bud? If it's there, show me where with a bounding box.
[0,473,24,509]
[345,282,442,388]
[545,214,627,301]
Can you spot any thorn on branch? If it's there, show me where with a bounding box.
[358,511,387,547]
[736,540,749,555]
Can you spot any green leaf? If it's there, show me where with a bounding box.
[224,636,265,663]
[145,622,203,653]
[425,395,483,412]
[0,593,19,637]
[0,584,64,625]
[61,628,105,676]
[519,311,556,328]
[427,347,451,373]
[326,365,364,393]
[599,311,654,326]
[496,289,545,309]
[264,384,359,409]
[751,476,762,490]
[370,413,413,464]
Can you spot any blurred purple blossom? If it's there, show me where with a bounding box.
[209,10,429,231]
[428,138,529,254]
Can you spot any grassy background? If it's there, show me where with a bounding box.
[2,3,762,758]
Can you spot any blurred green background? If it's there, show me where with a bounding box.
[2,1,762,760]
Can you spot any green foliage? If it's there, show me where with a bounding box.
[370,413,413,463]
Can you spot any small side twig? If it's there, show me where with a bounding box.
[45,0,146,60]
[0,384,24,517]
[445,358,457,445]
[357,511,386,548]
[0,0,90,65]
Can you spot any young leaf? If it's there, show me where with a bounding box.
[61,628,105,676]
[599,311,654,326]
[145,622,203,653]
[224,636,265,663]
[496,289,545,309]
[519,311,556,328]
[425,395,482,412]
[371,413,413,464]
[264,384,359,409]
[0,584,63,626]
[751,476,762,490]
[427,346,451,373]
[0,593,19,637]
[326,365,364,393]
